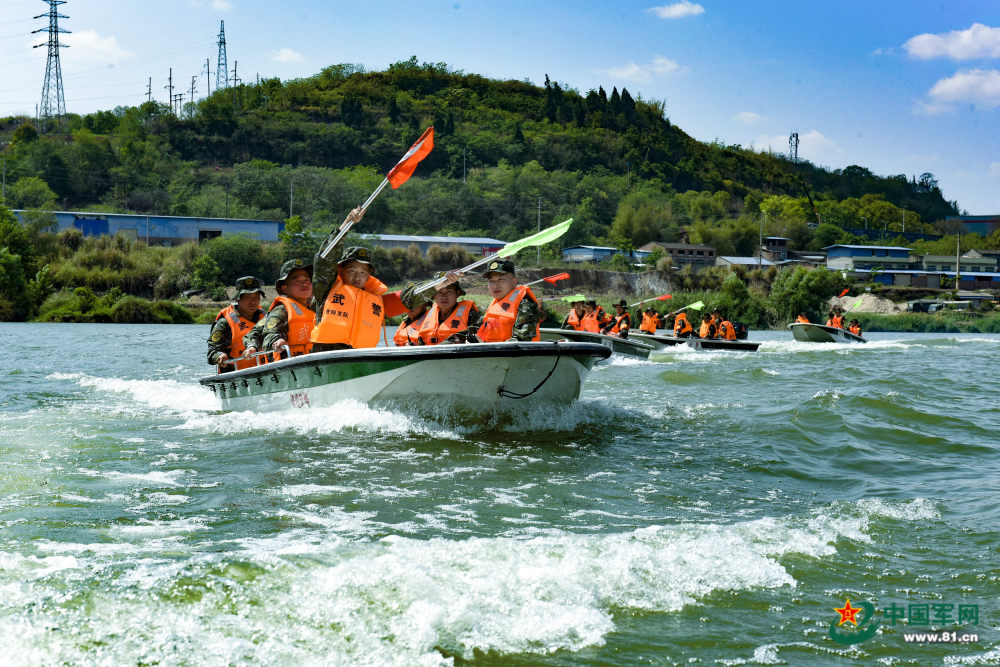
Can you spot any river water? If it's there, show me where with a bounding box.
[2,322,997,666]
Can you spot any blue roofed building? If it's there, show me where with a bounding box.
[561,245,651,263]
[824,244,914,271]
[13,210,283,245]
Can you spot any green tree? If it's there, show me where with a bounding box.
[7,177,57,209]
[767,266,845,324]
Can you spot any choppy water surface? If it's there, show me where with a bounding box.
[2,322,998,665]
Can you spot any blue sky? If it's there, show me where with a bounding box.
[1,0,998,215]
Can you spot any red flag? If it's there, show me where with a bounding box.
[387,126,434,189]
[542,272,571,284]
[657,294,673,300]
[839,288,849,297]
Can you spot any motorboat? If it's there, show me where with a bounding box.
[787,322,866,343]
[200,341,611,415]
[538,328,655,359]
[632,331,760,352]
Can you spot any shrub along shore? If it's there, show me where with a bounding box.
[2,209,995,332]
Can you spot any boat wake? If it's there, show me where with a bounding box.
[46,372,216,415]
[0,498,937,666]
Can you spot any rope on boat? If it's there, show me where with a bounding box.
[497,341,561,400]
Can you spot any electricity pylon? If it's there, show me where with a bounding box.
[32,0,69,133]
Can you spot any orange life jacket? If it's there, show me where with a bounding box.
[476,285,540,342]
[565,309,583,331]
[596,306,611,327]
[310,277,385,349]
[639,312,658,334]
[796,315,810,324]
[214,305,261,370]
[827,315,845,329]
[607,312,630,335]
[717,320,736,340]
[419,300,475,345]
[270,295,315,356]
[698,321,716,339]
[674,313,693,336]
[580,311,601,333]
[849,324,862,336]
[393,310,429,346]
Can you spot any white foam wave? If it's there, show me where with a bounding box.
[0,497,934,665]
[76,467,191,488]
[47,372,216,414]
[178,400,461,439]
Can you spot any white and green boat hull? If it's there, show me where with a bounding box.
[201,341,611,414]
[538,328,655,359]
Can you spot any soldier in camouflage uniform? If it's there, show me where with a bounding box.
[243,258,314,357]
[474,258,543,342]
[207,275,266,366]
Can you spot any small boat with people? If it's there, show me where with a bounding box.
[630,332,761,352]
[787,322,866,344]
[201,341,612,415]
[538,327,655,359]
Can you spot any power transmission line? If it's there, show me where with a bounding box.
[32,0,69,133]
[215,20,227,92]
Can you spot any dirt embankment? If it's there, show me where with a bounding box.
[829,294,903,313]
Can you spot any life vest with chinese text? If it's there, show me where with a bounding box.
[476,286,540,342]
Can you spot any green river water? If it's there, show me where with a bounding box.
[1,322,997,666]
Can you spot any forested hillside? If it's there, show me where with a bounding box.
[1,56,961,256]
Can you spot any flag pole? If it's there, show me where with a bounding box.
[318,178,391,259]
[318,127,434,260]
[412,218,573,293]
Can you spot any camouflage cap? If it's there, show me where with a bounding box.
[399,281,430,311]
[338,246,375,271]
[482,258,515,276]
[275,258,313,289]
[234,275,265,298]
[615,299,627,307]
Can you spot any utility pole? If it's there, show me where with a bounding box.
[189,75,197,110]
[32,0,69,134]
[165,67,174,113]
[758,211,765,269]
[789,131,799,164]
[955,234,961,287]
[145,77,152,102]
[203,58,212,94]
[216,20,228,92]
[173,93,184,114]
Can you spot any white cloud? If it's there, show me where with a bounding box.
[63,30,134,65]
[273,47,304,64]
[597,55,685,82]
[928,69,1000,107]
[648,1,705,19]
[733,111,767,125]
[914,99,956,115]
[904,23,1000,60]
[188,0,232,8]
[755,130,841,164]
